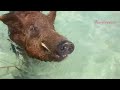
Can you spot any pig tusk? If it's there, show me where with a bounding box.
[41,42,51,52]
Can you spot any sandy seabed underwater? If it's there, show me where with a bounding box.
[0,11,120,79]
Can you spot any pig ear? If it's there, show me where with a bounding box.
[0,13,24,27]
[0,16,3,20]
[47,11,56,24]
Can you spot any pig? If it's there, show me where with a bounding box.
[0,11,74,62]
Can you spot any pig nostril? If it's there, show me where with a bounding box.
[57,40,74,55]
[67,43,74,54]
[60,45,67,51]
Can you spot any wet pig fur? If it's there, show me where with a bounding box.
[0,11,74,62]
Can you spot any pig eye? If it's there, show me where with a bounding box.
[29,25,39,37]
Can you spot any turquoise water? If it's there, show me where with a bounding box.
[0,11,120,79]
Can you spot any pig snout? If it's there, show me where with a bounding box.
[57,40,74,56]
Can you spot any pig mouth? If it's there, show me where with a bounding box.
[47,53,68,62]
[41,43,73,62]
[41,42,68,61]
[53,54,68,61]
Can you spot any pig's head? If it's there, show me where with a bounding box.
[0,11,74,62]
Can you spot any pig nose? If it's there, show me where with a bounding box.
[57,40,74,56]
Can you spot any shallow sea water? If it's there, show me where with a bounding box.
[0,11,120,79]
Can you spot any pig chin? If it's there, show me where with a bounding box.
[50,53,68,62]
[42,51,68,62]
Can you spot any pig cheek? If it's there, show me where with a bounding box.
[25,41,51,61]
[25,40,40,57]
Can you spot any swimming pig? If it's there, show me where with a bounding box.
[0,11,74,62]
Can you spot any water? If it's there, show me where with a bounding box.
[0,11,120,79]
